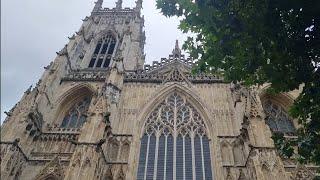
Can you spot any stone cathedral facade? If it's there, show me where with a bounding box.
[0,1,318,180]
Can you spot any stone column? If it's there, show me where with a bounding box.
[64,93,108,180]
[243,89,288,180]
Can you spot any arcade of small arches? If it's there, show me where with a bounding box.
[49,85,297,180]
[55,84,296,137]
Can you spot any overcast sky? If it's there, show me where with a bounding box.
[1,0,189,122]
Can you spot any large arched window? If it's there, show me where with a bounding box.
[88,34,116,68]
[137,92,213,180]
[262,100,295,135]
[60,97,91,128]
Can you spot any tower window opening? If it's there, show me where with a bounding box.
[89,34,116,68]
[60,97,91,128]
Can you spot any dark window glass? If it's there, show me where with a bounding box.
[100,42,109,54]
[61,116,69,127]
[108,41,116,54]
[88,58,96,68]
[195,136,203,180]
[166,135,174,180]
[103,56,111,68]
[89,34,116,68]
[156,136,165,180]
[263,100,295,135]
[203,136,213,180]
[146,135,156,180]
[176,136,184,180]
[94,42,102,54]
[78,115,86,128]
[96,57,103,68]
[185,136,193,180]
[137,135,148,180]
[60,97,91,128]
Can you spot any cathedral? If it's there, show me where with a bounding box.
[0,0,318,179]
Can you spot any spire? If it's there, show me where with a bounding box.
[135,0,143,12]
[93,0,103,12]
[172,40,182,57]
[115,0,123,9]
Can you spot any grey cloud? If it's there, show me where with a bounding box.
[1,0,188,122]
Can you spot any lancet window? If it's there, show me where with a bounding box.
[88,34,116,68]
[137,92,213,180]
[60,97,91,128]
[262,100,295,135]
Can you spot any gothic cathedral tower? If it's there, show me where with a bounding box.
[1,0,316,180]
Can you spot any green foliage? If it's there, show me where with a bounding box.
[156,0,320,165]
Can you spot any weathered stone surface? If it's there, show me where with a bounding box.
[1,1,317,180]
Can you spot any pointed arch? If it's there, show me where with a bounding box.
[107,138,120,162]
[259,86,297,135]
[35,157,64,180]
[261,163,274,180]
[88,29,119,68]
[135,84,214,139]
[259,85,295,110]
[232,139,245,165]
[94,29,120,43]
[120,141,131,162]
[135,84,215,180]
[54,83,95,128]
[221,140,233,165]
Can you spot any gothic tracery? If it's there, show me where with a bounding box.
[137,92,213,180]
[262,100,295,135]
[89,33,116,68]
[60,97,91,128]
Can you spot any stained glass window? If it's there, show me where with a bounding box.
[262,100,295,135]
[88,34,116,68]
[60,97,91,128]
[137,92,213,180]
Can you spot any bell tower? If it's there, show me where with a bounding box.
[1,1,146,180]
[73,0,145,71]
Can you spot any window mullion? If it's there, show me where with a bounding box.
[153,134,160,180]
[183,136,186,180]
[66,113,72,128]
[164,135,168,180]
[143,135,151,180]
[102,38,112,67]
[200,136,206,180]
[173,105,177,180]
[94,39,105,68]
[191,133,196,180]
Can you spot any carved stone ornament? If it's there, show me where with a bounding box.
[61,69,107,82]
[88,96,108,116]
[292,165,315,180]
[34,156,64,180]
[244,88,265,120]
[56,45,68,56]
[257,150,277,172]
[111,51,125,73]
[163,68,189,83]
[105,83,121,104]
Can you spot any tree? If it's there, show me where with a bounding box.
[156,0,320,165]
